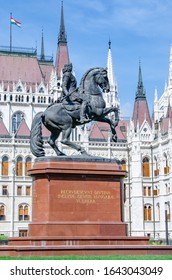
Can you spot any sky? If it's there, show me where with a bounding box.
[0,0,172,118]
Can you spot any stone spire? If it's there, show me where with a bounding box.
[58,1,67,44]
[132,61,151,128]
[55,1,69,79]
[106,39,119,108]
[40,27,45,60]
[135,60,146,100]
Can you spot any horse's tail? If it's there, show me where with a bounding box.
[30,112,45,157]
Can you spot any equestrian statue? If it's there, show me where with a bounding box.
[30,63,119,157]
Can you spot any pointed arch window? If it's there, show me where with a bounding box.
[154,156,159,176]
[142,157,150,177]
[25,157,32,176]
[16,156,23,176]
[12,111,23,133]
[165,202,171,221]
[144,204,152,221]
[164,153,170,174]
[156,203,160,221]
[121,159,127,171]
[19,204,29,221]
[0,204,5,220]
[2,156,9,176]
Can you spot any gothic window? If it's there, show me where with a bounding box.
[121,159,127,171]
[25,157,32,176]
[164,153,170,174]
[16,85,22,92]
[144,204,152,221]
[154,185,159,196]
[39,87,44,93]
[143,186,147,196]
[0,205,5,220]
[26,96,29,102]
[154,156,159,176]
[16,156,23,176]
[142,157,150,177]
[38,96,40,103]
[17,186,22,196]
[32,96,35,103]
[10,95,13,101]
[18,204,29,221]
[2,156,9,176]
[2,186,8,196]
[148,187,151,196]
[166,202,171,221]
[19,230,28,237]
[156,203,160,221]
[4,94,6,101]
[12,111,23,133]
[26,186,31,196]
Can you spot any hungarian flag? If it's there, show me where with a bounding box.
[10,17,21,27]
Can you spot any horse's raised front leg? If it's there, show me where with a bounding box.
[48,132,66,156]
[61,127,89,155]
[103,106,119,118]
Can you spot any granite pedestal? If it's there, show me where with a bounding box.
[28,156,127,238]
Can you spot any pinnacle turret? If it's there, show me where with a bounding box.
[58,1,67,45]
[132,61,151,128]
[40,28,45,60]
[135,60,146,100]
[106,40,119,108]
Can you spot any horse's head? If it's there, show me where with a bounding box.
[95,68,110,92]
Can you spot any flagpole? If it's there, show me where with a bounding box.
[10,12,12,52]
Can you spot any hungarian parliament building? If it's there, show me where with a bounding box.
[0,4,172,242]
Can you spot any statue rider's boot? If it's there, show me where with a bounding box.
[80,103,89,123]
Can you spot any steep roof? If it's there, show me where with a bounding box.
[0,53,41,84]
[15,119,30,138]
[89,120,128,142]
[0,51,54,86]
[0,118,10,137]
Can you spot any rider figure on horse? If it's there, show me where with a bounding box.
[60,63,90,124]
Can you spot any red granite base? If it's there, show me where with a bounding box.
[28,157,127,238]
[29,222,127,237]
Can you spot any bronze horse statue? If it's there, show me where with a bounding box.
[30,67,119,157]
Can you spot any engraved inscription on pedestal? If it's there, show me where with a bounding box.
[57,190,114,204]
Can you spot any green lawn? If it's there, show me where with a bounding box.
[0,255,172,260]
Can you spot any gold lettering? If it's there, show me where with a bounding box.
[57,189,114,204]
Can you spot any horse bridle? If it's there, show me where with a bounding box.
[96,70,109,92]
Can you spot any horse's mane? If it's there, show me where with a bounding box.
[79,67,104,93]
